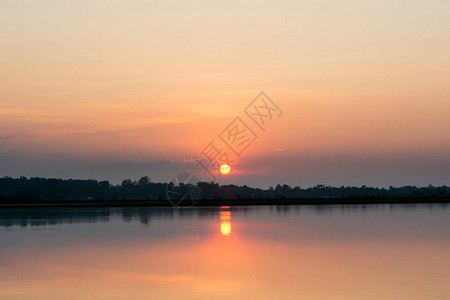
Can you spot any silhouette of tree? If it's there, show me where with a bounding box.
[0,176,449,203]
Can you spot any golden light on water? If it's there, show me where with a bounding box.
[220,221,231,236]
[220,207,231,237]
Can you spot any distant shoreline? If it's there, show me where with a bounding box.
[1,197,449,209]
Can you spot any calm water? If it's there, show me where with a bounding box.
[1,204,450,300]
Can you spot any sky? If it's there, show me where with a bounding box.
[1,0,449,188]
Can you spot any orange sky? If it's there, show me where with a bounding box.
[1,0,449,186]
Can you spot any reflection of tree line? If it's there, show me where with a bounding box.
[0,207,247,228]
[1,204,448,228]
[0,176,449,202]
[269,202,449,216]
[0,208,111,228]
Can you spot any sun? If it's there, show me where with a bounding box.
[219,164,231,175]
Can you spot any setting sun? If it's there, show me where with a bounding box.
[220,164,231,175]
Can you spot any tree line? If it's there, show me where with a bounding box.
[0,176,449,202]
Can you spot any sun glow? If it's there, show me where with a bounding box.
[219,164,231,175]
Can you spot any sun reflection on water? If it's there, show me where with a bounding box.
[220,206,231,237]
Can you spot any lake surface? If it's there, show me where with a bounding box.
[1,204,450,300]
